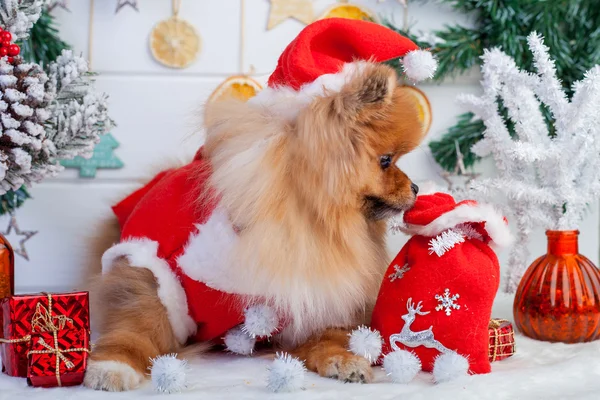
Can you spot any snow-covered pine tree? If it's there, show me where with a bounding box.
[458,33,600,293]
[0,0,113,201]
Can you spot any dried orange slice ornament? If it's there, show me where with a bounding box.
[208,76,263,103]
[150,1,200,69]
[318,2,378,22]
[399,86,432,137]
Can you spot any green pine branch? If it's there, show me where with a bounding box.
[384,0,600,172]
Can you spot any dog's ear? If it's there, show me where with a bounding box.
[330,63,397,122]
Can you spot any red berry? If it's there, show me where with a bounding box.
[0,48,8,57]
[2,31,11,42]
[1,41,10,48]
[7,57,13,63]
[7,44,19,56]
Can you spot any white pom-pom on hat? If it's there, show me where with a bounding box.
[266,352,306,393]
[242,304,279,338]
[402,49,438,82]
[224,326,256,355]
[348,325,383,364]
[383,349,421,384]
[432,351,469,383]
[149,353,190,394]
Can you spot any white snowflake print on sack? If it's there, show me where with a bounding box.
[389,264,410,282]
[435,289,460,316]
[428,229,465,257]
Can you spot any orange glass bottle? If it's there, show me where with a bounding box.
[513,230,600,343]
[0,233,14,300]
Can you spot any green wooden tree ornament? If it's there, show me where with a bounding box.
[61,133,124,178]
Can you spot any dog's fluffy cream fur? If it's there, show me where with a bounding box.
[85,62,425,391]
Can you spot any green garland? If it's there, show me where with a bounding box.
[385,0,600,171]
[1,10,69,215]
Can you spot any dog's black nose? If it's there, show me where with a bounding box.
[411,183,419,196]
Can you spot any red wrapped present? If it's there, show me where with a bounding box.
[27,328,89,387]
[488,318,515,362]
[0,292,89,377]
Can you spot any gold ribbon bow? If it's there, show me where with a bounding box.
[27,333,89,386]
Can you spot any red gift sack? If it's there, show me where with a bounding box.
[0,292,89,377]
[371,193,511,375]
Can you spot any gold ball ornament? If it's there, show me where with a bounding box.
[398,86,432,137]
[150,16,200,69]
[318,3,378,22]
[208,76,262,103]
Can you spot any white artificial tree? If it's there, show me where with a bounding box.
[458,32,600,293]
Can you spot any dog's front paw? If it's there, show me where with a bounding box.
[84,360,144,391]
[318,353,373,383]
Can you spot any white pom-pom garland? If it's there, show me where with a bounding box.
[402,49,438,82]
[348,325,383,364]
[224,326,256,355]
[242,304,279,338]
[383,349,421,384]
[149,353,190,394]
[266,352,306,393]
[432,351,469,383]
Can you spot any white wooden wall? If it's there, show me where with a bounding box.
[8,0,598,293]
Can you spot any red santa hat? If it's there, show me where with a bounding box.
[250,18,437,118]
[400,193,513,249]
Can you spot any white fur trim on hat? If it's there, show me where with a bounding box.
[248,62,368,120]
[102,239,197,344]
[401,49,437,82]
[400,203,513,249]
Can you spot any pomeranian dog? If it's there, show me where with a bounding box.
[84,19,430,392]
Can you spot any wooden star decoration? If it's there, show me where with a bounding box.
[47,0,69,12]
[115,0,139,13]
[3,215,37,261]
[267,0,314,30]
[441,141,480,190]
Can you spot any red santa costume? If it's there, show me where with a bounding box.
[101,18,438,348]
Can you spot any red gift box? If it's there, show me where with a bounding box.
[0,291,89,377]
[488,318,515,362]
[27,329,89,387]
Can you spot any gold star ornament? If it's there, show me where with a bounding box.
[2,214,37,261]
[267,0,314,30]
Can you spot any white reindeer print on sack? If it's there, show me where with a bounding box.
[383,298,470,384]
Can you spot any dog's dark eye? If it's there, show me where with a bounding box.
[380,155,392,170]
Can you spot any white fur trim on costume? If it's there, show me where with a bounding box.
[224,326,256,355]
[401,202,513,248]
[383,350,421,384]
[84,360,144,391]
[150,354,190,394]
[248,61,368,120]
[349,326,383,364]
[242,304,280,338]
[401,49,437,82]
[101,239,197,344]
[177,207,244,294]
[432,351,470,383]
[267,353,306,393]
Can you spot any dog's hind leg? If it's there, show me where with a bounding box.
[84,259,183,391]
